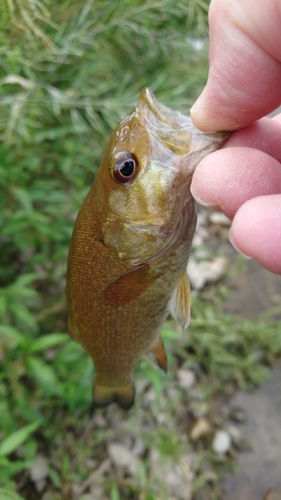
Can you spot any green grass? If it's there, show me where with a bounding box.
[1,282,281,498]
[1,1,281,499]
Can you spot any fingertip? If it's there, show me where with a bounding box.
[191,147,281,221]
[228,228,252,260]
[230,195,281,274]
[190,90,217,133]
[190,153,217,204]
[190,86,239,133]
[191,150,236,218]
[191,0,281,132]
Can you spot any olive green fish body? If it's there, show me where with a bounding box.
[66,89,229,409]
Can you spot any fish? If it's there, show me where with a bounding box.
[66,88,229,410]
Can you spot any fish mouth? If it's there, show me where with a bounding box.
[137,88,230,166]
[127,89,229,265]
[115,89,230,266]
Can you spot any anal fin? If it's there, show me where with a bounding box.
[168,269,191,331]
[148,336,167,373]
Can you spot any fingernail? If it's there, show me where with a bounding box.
[229,228,252,260]
[190,91,205,116]
[190,100,204,125]
[190,92,214,131]
[190,185,218,209]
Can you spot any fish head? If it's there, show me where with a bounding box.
[99,88,229,264]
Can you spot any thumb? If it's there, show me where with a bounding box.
[191,0,281,132]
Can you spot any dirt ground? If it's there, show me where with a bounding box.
[221,259,281,499]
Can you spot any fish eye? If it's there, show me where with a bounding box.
[112,153,138,183]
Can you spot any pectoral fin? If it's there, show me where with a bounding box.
[148,335,167,373]
[168,269,191,331]
[103,264,152,306]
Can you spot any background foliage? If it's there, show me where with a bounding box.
[1,1,281,499]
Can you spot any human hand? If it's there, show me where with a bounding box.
[190,0,281,274]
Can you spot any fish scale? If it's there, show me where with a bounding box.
[66,88,229,409]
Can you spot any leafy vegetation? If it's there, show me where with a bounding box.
[1,1,281,499]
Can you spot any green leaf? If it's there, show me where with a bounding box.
[48,467,61,488]
[0,421,41,457]
[10,274,38,288]
[0,296,7,317]
[27,357,58,389]
[0,488,25,500]
[0,325,29,349]
[9,302,37,330]
[30,333,68,353]
[11,187,33,214]
[110,484,120,500]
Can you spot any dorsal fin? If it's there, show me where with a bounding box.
[168,269,191,331]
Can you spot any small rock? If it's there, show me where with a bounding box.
[131,438,146,457]
[190,400,209,419]
[194,247,211,260]
[89,486,106,499]
[227,424,242,446]
[264,490,281,500]
[212,430,231,455]
[166,387,178,400]
[226,424,252,451]
[30,455,48,482]
[30,455,48,492]
[84,459,98,469]
[94,414,107,428]
[211,413,225,428]
[197,212,209,227]
[145,387,156,403]
[235,437,253,452]
[222,382,237,397]
[209,212,231,226]
[149,448,161,474]
[108,442,137,474]
[187,257,226,290]
[187,258,206,290]
[229,406,248,423]
[164,463,192,500]
[156,412,167,425]
[192,233,204,248]
[149,450,192,500]
[190,417,211,441]
[177,369,196,391]
[136,378,150,394]
[192,227,209,247]
[200,257,226,283]
[188,387,205,401]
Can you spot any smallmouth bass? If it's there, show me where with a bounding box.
[66,89,228,409]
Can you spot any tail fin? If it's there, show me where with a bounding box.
[93,381,135,410]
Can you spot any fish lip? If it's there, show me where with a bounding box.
[137,88,183,131]
[137,89,231,163]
